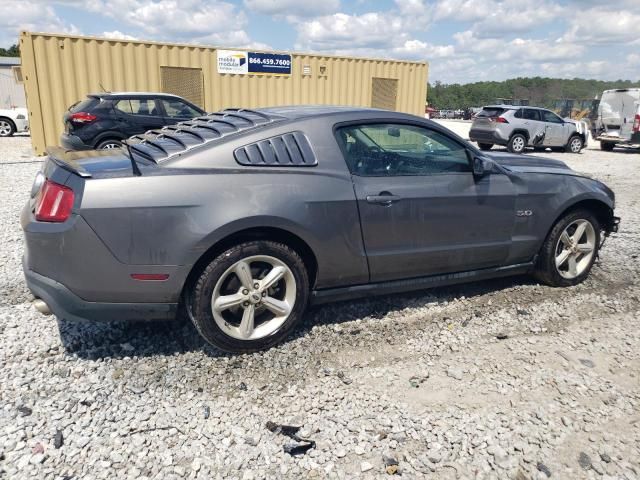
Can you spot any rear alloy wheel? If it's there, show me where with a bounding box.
[566,135,583,153]
[507,134,527,154]
[97,139,123,150]
[0,119,16,137]
[190,241,309,352]
[534,209,600,287]
[477,143,493,151]
[600,141,615,152]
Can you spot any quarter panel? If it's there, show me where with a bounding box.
[505,172,615,264]
[80,169,369,289]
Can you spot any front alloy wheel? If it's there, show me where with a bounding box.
[554,219,596,279]
[190,241,309,352]
[534,209,600,287]
[566,136,583,153]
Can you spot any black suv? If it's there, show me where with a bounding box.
[60,92,206,150]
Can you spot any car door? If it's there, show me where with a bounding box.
[159,98,204,125]
[540,110,569,146]
[336,122,517,283]
[113,97,166,136]
[519,108,546,145]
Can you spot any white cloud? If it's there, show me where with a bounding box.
[102,30,137,40]
[0,0,77,45]
[561,7,640,45]
[434,0,565,37]
[393,40,455,60]
[243,0,340,17]
[295,12,408,50]
[84,0,256,47]
[454,30,584,62]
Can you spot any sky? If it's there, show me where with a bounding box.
[1,0,639,84]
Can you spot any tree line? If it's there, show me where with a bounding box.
[427,77,640,110]
[0,44,19,57]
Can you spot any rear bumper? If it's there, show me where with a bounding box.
[23,260,178,322]
[60,132,92,151]
[21,203,189,305]
[14,118,29,133]
[597,132,640,145]
[469,129,506,145]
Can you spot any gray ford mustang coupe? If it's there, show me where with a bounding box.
[22,106,619,352]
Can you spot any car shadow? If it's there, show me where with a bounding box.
[58,274,537,360]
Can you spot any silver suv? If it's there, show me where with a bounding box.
[470,105,588,154]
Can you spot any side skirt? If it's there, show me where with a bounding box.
[310,262,534,305]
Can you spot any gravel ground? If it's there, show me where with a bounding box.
[1,134,639,480]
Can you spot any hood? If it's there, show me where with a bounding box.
[486,152,581,176]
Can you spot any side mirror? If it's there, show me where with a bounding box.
[388,127,401,137]
[472,156,493,177]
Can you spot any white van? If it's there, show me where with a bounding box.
[595,88,640,151]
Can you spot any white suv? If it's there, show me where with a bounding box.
[469,105,588,154]
[0,107,29,137]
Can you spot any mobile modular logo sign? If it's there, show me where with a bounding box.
[217,50,248,74]
[217,50,292,76]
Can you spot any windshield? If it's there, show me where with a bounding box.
[476,107,506,118]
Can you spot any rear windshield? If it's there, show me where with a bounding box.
[69,98,99,113]
[477,107,506,118]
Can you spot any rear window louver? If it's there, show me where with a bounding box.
[234,132,317,167]
[126,108,284,163]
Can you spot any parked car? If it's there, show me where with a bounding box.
[469,105,588,154]
[60,92,206,150]
[594,88,640,151]
[23,106,619,352]
[0,107,29,137]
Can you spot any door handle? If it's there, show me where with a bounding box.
[366,192,401,206]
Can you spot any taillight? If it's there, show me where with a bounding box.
[633,114,640,133]
[69,112,96,124]
[35,180,74,222]
[495,116,509,124]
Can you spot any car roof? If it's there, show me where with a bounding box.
[87,92,186,99]
[482,105,547,110]
[125,106,421,164]
[256,105,390,120]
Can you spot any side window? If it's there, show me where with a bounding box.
[336,123,470,176]
[523,109,540,121]
[542,110,563,123]
[161,99,202,118]
[114,99,160,116]
[514,108,523,119]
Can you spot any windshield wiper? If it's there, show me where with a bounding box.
[121,139,142,176]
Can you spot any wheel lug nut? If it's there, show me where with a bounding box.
[243,301,249,307]
[242,289,249,295]
[262,291,267,297]
[253,283,260,289]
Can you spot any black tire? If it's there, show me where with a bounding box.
[507,133,527,154]
[189,240,309,353]
[477,143,493,151]
[600,142,615,152]
[0,117,16,137]
[565,135,584,153]
[534,209,601,287]
[96,139,123,150]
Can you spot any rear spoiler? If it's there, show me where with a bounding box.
[46,146,94,178]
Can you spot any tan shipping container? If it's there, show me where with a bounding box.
[20,31,428,155]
